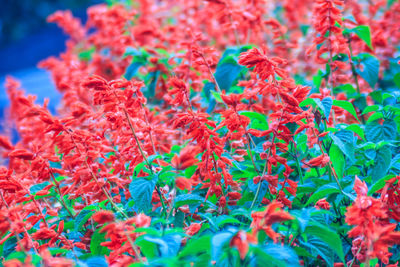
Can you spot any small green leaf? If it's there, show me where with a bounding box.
[345,124,365,141]
[174,194,204,208]
[362,105,379,115]
[351,25,373,49]
[329,144,345,180]
[211,91,223,103]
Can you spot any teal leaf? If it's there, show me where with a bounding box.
[129,176,157,213]
[370,146,392,181]
[356,53,380,88]
[365,119,397,142]
[214,56,244,91]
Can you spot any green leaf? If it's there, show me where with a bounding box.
[368,174,395,196]
[179,235,211,258]
[345,124,365,141]
[215,215,241,228]
[251,245,300,267]
[305,183,340,206]
[79,47,96,61]
[143,234,182,258]
[394,73,400,88]
[305,223,345,264]
[91,229,109,256]
[356,53,380,89]
[321,97,333,120]
[174,194,204,208]
[211,91,223,103]
[330,130,355,162]
[351,25,373,49]
[362,105,379,115]
[370,146,392,181]
[333,84,357,95]
[312,70,323,89]
[301,237,334,266]
[214,56,244,91]
[332,100,360,122]
[299,98,317,108]
[365,119,397,142]
[329,145,345,180]
[240,111,268,130]
[75,209,96,231]
[211,232,233,261]
[129,176,157,213]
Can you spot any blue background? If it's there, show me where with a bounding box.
[0,0,102,115]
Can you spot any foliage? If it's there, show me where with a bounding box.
[2,0,400,266]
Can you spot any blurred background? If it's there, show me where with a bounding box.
[0,0,102,116]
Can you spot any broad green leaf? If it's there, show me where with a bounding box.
[305,223,345,264]
[394,73,400,88]
[251,245,300,267]
[333,84,357,95]
[211,232,233,261]
[143,234,182,258]
[179,235,211,258]
[332,100,360,122]
[367,112,383,123]
[240,111,268,130]
[314,97,333,120]
[215,215,241,228]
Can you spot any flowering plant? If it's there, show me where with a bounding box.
[2,0,400,266]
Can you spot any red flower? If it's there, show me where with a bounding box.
[229,231,257,260]
[92,210,115,224]
[315,198,331,210]
[8,149,35,160]
[238,47,288,80]
[251,201,294,242]
[175,177,192,191]
[186,223,202,236]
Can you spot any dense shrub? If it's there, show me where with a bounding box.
[1,0,400,266]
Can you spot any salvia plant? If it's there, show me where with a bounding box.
[1,0,400,266]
